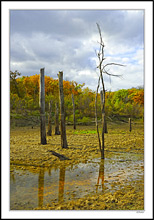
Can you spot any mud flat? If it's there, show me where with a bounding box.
[10,123,144,210]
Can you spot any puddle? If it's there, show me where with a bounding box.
[10,154,144,210]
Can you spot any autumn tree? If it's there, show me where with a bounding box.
[10,70,21,98]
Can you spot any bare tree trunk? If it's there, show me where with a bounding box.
[39,68,47,145]
[129,117,132,132]
[58,71,68,149]
[98,65,106,159]
[95,78,104,159]
[101,113,105,159]
[100,90,108,133]
[95,77,102,153]
[72,93,76,129]
[55,102,60,135]
[47,100,52,136]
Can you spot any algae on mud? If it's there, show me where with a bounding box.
[10,122,144,210]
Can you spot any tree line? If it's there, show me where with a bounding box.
[10,70,144,124]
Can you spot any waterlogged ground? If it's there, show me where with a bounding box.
[10,122,144,210]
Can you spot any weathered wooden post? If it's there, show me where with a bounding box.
[55,102,60,135]
[58,71,68,148]
[129,117,132,132]
[39,68,47,144]
[47,100,52,136]
[72,93,76,129]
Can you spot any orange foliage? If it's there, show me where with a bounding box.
[132,90,144,105]
[16,74,82,98]
[128,89,144,105]
[44,76,54,95]
[63,80,72,95]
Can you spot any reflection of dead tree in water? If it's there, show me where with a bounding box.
[58,165,66,203]
[95,23,125,159]
[48,167,52,176]
[96,159,104,193]
[10,170,15,183]
[38,168,45,208]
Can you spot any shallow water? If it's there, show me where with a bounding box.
[10,152,144,210]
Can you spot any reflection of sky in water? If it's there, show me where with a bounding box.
[10,153,144,210]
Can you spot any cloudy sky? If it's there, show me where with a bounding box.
[10,9,144,91]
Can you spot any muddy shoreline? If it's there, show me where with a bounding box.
[10,123,144,210]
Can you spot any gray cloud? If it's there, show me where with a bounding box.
[10,10,144,91]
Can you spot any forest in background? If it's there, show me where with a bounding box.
[10,70,144,127]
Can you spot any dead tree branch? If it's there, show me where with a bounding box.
[48,150,71,161]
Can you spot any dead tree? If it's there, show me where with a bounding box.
[129,118,132,132]
[100,90,107,133]
[47,100,52,136]
[58,71,68,149]
[39,68,47,145]
[72,93,76,129]
[55,102,60,135]
[95,23,124,159]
